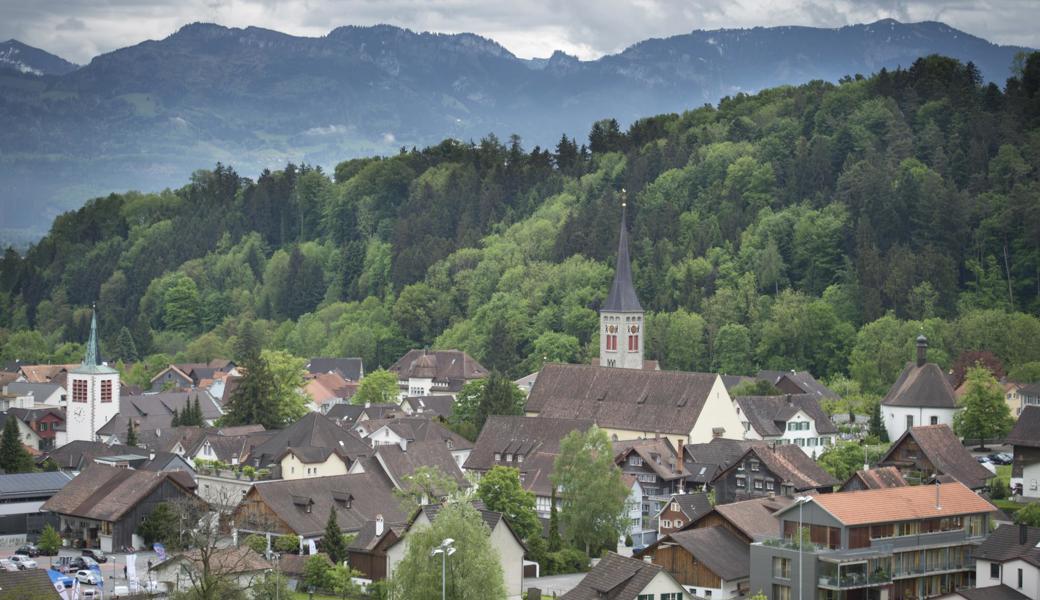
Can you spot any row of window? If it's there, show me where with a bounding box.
[493,452,525,463]
[774,436,831,447]
[990,563,1027,590]
[72,379,113,403]
[787,421,810,431]
[735,475,775,491]
[604,334,640,352]
[637,594,682,600]
[660,518,684,529]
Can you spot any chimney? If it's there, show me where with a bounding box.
[785,393,793,406]
[916,335,928,367]
[375,515,384,537]
[712,427,724,439]
[643,555,652,564]
[935,480,942,510]
[1021,523,1029,545]
[399,438,408,452]
[149,451,156,461]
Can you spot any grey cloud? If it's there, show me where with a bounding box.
[0,0,1035,65]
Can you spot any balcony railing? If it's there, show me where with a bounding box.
[818,572,891,589]
[892,560,975,579]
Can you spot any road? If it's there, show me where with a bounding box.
[523,572,586,597]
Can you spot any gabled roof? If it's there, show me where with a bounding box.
[389,350,488,390]
[44,440,145,470]
[326,403,365,424]
[655,492,712,521]
[718,445,839,491]
[367,440,468,491]
[780,481,995,526]
[561,552,678,600]
[155,546,270,574]
[7,406,64,424]
[464,415,593,498]
[614,438,687,481]
[306,371,357,405]
[0,471,74,499]
[307,357,364,382]
[120,390,223,421]
[526,363,719,436]
[684,438,765,472]
[734,394,838,437]
[880,424,993,490]
[841,466,909,491]
[348,519,404,552]
[401,395,455,419]
[248,412,371,467]
[602,206,642,313]
[658,526,749,581]
[239,472,406,537]
[881,362,957,408]
[975,524,1040,567]
[0,568,63,599]
[18,364,78,383]
[363,417,472,451]
[757,370,839,400]
[684,495,794,542]
[42,464,195,522]
[3,382,64,399]
[1007,406,1040,448]
[149,364,193,384]
[954,585,1031,600]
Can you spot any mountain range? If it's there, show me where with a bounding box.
[0,19,1033,240]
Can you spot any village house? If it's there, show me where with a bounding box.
[349,439,469,496]
[3,381,66,406]
[41,463,197,552]
[878,424,994,490]
[304,370,357,412]
[682,495,796,543]
[614,437,691,518]
[620,474,652,547]
[734,393,839,457]
[882,335,959,442]
[0,471,72,544]
[560,551,692,600]
[971,524,1040,600]
[682,437,767,491]
[398,395,455,420]
[0,569,64,599]
[232,471,407,551]
[749,482,996,600]
[149,359,236,392]
[526,363,744,449]
[245,412,371,471]
[711,444,839,504]
[352,416,472,467]
[120,389,224,426]
[655,492,712,537]
[376,502,527,599]
[757,370,841,401]
[464,415,594,516]
[389,349,488,398]
[1019,384,1040,414]
[0,411,43,451]
[5,407,64,451]
[151,547,270,595]
[638,524,751,599]
[1009,406,1040,499]
[306,357,364,382]
[840,466,910,492]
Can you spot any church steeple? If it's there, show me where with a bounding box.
[83,307,102,367]
[603,201,643,313]
[599,193,644,369]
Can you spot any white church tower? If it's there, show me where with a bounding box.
[599,202,644,369]
[66,308,121,443]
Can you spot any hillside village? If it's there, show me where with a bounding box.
[0,209,1037,600]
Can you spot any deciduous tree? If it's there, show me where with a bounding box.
[954,366,1014,450]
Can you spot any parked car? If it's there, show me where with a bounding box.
[14,544,40,557]
[998,452,1014,463]
[81,589,101,599]
[75,569,99,585]
[112,585,131,598]
[9,555,37,570]
[976,455,992,464]
[0,559,18,572]
[67,557,91,571]
[81,548,108,563]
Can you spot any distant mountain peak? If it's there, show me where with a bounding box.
[0,39,78,76]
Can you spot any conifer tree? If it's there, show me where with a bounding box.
[114,326,139,362]
[126,419,138,446]
[548,487,561,552]
[0,416,33,473]
[322,506,348,565]
[869,401,887,442]
[171,408,180,427]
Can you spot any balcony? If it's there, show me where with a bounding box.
[892,559,975,579]
[818,572,892,589]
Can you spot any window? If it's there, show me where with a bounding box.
[100,380,112,403]
[754,479,763,490]
[637,595,654,600]
[494,453,501,461]
[906,415,914,430]
[73,379,87,403]
[662,595,683,600]
[674,520,683,528]
[630,456,644,467]
[39,422,48,432]
[930,416,939,425]
[671,502,680,512]
[637,473,656,484]
[661,519,671,528]
[991,563,1000,580]
[820,437,831,446]
[773,584,792,600]
[766,480,775,491]
[1018,568,1023,589]
[773,557,791,579]
[506,453,513,462]
[750,460,760,472]
[736,476,745,488]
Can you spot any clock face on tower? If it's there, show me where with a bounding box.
[72,406,85,419]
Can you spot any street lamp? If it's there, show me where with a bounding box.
[793,496,812,600]
[431,538,456,600]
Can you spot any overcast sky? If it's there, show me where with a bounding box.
[1,0,1037,65]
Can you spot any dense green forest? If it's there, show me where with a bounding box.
[2,53,1040,397]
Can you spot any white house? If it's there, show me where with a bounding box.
[65,311,121,443]
[881,335,958,442]
[733,393,838,458]
[561,552,691,600]
[972,524,1040,600]
[1009,407,1040,499]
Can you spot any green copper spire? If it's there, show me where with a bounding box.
[84,307,101,366]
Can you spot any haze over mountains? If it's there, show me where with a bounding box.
[0,19,1032,240]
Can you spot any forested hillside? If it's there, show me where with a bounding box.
[2,53,1040,397]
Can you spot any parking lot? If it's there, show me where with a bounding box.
[1,546,163,597]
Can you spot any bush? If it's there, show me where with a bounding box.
[624,534,633,547]
[38,524,62,555]
[274,534,301,554]
[990,479,1008,500]
[243,466,256,480]
[546,547,588,574]
[244,534,268,555]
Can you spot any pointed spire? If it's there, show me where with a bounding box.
[83,306,102,367]
[603,193,643,312]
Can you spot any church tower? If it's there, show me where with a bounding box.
[66,308,121,443]
[599,200,644,369]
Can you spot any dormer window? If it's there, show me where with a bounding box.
[446,440,453,450]
[506,453,513,462]
[494,453,502,461]
[517,454,524,463]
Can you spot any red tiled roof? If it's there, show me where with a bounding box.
[799,481,995,526]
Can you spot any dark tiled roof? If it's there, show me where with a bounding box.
[881,424,994,490]
[121,389,223,421]
[740,445,839,490]
[602,207,642,313]
[357,404,401,422]
[757,370,840,400]
[0,471,73,499]
[663,526,749,581]
[44,440,145,470]
[975,524,1040,567]
[465,415,593,498]
[42,464,194,521]
[402,395,455,419]
[691,496,794,542]
[4,381,63,399]
[348,520,404,552]
[659,492,712,521]
[955,585,1031,600]
[307,358,364,381]
[526,363,718,436]
[389,350,488,388]
[1007,406,1040,448]
[156,546,270,574]
[369,440,468,490]
[841,466,908,491]
[0,567,63,599]
[614,438,686,481]
[561,552,673,600]
[685,438,765,472]
[240,472,406,537]
[248,412,371,467]
[882,362,957,408]
[368,417,472,451]
[734,394,838,437]
[326,403,365,424]
[280,552,330,576]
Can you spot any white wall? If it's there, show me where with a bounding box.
[280,453,348,480]
[883,405,957,442]
[1023,461,1040,499]
[639,570,691,599]
[66,371,120,443]
[1001,559,1040,600]
[685,578,743,600]
[688,376,744,443]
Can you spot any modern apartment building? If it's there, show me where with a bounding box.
[750,482,995,600]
